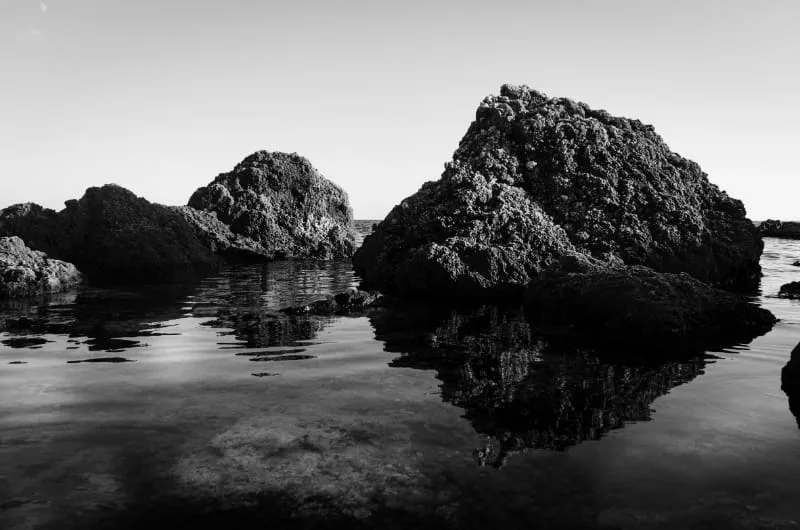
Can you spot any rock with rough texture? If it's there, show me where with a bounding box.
[760,219,800,239]
[779,281,800,299]
[188,152,357,259]
[524,265,776,349]
[355,84,762,298]
[172,206,273,260]
[0,236,81,298]
[0,185,219,283]
[281,288,383,315]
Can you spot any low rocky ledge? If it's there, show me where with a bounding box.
[0,236,81,298]
[760,220,800,239]
[524,264,776,351]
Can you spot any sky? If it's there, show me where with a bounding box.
[1,0,798,220]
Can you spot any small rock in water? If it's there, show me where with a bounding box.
[792,260,800,267]
[235,348,307,357]
[8,361,28,365]
[251,372,280,377]
[66,357,135,364]
[1,337,49,348]
[248,354,315,362]
[281,288,383,315]
[779,281,800,299]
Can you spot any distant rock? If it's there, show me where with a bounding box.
[794,261,800,267]
[759,219,800,239]
[779,281,800,299]
[0,236,81,298]
[188,152,357,259]
[354,84,762,298]
[524,265,776,349]
[0,185,219,284]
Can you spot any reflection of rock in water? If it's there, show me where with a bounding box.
[373,305,707,463]
[202,308,333,349]
[781,342,800,429]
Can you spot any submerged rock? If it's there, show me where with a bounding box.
[779,281,800,299]
[0,236,82,298]
[0,185,219,284]
[524,266,775,349]
[188,151,357,259]
[355,84,762,298]
[760,219,800,239]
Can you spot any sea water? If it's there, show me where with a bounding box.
[1,231,799,529]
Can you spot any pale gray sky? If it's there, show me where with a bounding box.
[1,0,798,219]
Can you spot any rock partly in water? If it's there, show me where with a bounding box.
[781,342,800,428]
[0,236,82,298]
[0,185,219,284]
[188,151,357,259]
[355,84,762,298]
[793,261,800,267]
[778,281,800,299]
[281,289,383,315]
[524,265,776,350]
[759,219,800,239]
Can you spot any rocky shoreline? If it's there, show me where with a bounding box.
[0,86,784,357]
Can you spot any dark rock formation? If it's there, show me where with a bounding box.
[354,84,762,298]
[781,342,800,428]
[0,185,219,284]
[759,219,800,239]
[0,236,81,298]
[525,265,775,350]
[779,281,800,299]
[188,152,357,259]
[793,261,800,267]
[281,288,383,315]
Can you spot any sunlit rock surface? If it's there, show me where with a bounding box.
[355,85,762,297]
[189,151,358,259]
[0,236,81,298]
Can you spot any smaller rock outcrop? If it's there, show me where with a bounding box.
[793,261,800,267]
[281,289,383,315]
[524,265,776,350]
[188,152,357,259]
[760,220,800,239]
[0,185,219,284]
[779,281,800,299]
[0,236,81,298]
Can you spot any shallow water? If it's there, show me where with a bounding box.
[1,235,800,529]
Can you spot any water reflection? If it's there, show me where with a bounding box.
[0,260,357,360]
[372,304,709,463]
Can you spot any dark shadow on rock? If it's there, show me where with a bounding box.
[371,303,710,463]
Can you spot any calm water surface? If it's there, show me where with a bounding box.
[1,234,800,529]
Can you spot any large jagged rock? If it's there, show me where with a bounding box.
[0,185,219,284]
[524,265,776,349]
[188,152,357,259]
[0,236,81,298]
[760,219,800,239]
[354,84,762,297]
